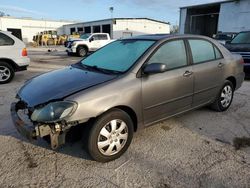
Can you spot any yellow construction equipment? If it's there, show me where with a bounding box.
[33,31,81,46]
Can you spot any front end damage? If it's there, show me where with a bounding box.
[11,101,78,149]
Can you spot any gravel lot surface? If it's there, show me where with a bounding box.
[0,46,249,188]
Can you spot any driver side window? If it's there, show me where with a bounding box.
[147,40,187,70]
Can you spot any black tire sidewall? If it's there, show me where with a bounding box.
[87,109,134,162]
[217,81,234,111]
[0,62,15,84]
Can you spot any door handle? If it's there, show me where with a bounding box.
[183,71,193,77]
[218,62,224,68]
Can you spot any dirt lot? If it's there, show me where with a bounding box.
[0,46,250,188]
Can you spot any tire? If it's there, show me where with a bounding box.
[0,61,15,84]
[67,52,73,56]
[210,80,234,112]
[87,109,134,162]
[77,46,87,57]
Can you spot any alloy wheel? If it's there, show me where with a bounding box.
[97,119,128,156]
[0,66,11,82]
[220,85,233,108]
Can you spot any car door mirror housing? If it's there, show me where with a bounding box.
[89,38,94,42]
[143,63,167,74]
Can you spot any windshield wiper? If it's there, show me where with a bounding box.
[91,66,122,75]
[74,63,122,75]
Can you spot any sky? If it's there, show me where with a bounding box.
[0,0,223,25]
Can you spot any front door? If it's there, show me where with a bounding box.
[142,39,194,125]
[89,34,108,51]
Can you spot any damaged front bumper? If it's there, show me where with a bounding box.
[11,102,68,149]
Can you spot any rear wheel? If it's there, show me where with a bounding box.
[210,80,234,112]
[87,109,134,162]
[0,61,15,84]
[77,46,87,57]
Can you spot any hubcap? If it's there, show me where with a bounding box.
[0,66,11,82]
[97,119,128,156]
[79,49,86,56]
[220,85,233,108]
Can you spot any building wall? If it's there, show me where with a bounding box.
[0,17,74,43]
[179,9,187,34]
[218,0,250,32]
[113,19,170,39]
[63,19,170,39]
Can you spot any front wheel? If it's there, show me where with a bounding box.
[87,109,134,162]
[210,80,234,112]
[77,46,87,57]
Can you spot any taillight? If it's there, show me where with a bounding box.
[22,48,27,56]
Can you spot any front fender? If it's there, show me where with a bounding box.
[65,74,143,127]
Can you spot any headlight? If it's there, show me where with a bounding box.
[31,101,77,123]
[71,42,77,47]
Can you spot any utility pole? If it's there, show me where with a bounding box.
[109,7,114,19]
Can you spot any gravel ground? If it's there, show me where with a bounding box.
[0,46,249,188]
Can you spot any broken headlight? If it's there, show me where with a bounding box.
[31,101,77,123]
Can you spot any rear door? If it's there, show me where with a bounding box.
[141,39,194,125]
[187,39,224,107]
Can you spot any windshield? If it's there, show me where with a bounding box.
[81,40,155,72]
[231,32,250,44]
[80,33,91,39]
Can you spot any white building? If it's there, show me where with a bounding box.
[63,18,170,39]
[0,16,75,43]
[179,0,250,37]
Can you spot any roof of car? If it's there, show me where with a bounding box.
[125,34,208,41]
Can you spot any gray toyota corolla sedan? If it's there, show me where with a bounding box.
[11,34,245,162]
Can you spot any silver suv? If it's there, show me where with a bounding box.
[11,34,244,162]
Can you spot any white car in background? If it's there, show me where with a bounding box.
[0,31,30,84]
[66,33,114,57]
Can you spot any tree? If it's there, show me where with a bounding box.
[170,25,179,34]
[0,11,7,17]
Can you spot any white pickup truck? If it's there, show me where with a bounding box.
[66,33,114,57]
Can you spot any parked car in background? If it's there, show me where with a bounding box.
[11,34,244,162]
[213,32,237,45]
[0,31,29,84]
[66,33,114,57]
[225,31,250,78]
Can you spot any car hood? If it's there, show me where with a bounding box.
[18,65,117,107]
[225,43,250,52]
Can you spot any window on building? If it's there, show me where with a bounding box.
[147,40,187,70]
[70,28,76,34]
[102,24,111,35]
[84,26,91,33]
[93,25,101,33]
[0,33,15,46]
[77,27,84,34]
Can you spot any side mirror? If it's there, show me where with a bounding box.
[143,63,167,74]
[89,38,94,42]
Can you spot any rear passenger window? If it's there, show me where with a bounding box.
[147,40,187,70]
[189,39,215,64]
[0,33,14,46]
